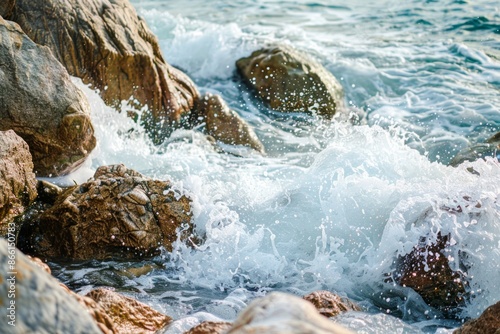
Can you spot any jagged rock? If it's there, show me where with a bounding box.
[236,45,344,118]
[0,130,37,237]
[303,290,361,318]
[197,94,265,153]
[85,288,172,334]
[450,131,500,166]
[20,164,195,260]
[36,180,63,205]
[7,0,199,143]
[0,16,96,176]
[394,234,467,314]
[26,255,52,274]
[226,292,354,334]
[0,239,102,334]
[0,0,15,17]
[185,321,232,334]
[454,301,500,334]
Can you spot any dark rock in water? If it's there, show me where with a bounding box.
[7,0,199,143]
[85,288,172,334]
[226,292,354,334]
[454,301,500,334]
[0,239,102,334]
[36,180,63,205]
[394,234,467,315]
[20,164,195,260]
[303,290,361,318]
[0,0,15,17]
[450,131,500,166]
[197,93,265,153]
[184,321,232,334]
[236,45,344,118]
[0,130,38,237]
[0,16,96,176]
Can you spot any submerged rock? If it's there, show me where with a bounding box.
[226,292,354,334]
[184,321,232,334]
[236,45,344,118]
[0,130,38,237]
[197,93,265,153]
[7,0,199,143]
[20,164,195,260]
[0,239,102,334]
[450,131,500,166]
[303,290,361,318]
[454,301,500,334]
[0,16,96,176]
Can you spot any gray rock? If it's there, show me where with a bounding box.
[450,132,500,166]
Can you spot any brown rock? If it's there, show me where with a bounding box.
[0,130,37,236]
[36,180,63,205]
[26,255,51,274]
[0,0,15,17]
[86,288,172,334]
[394,234,467,314]
[0,16,96,176]
[303,290,361,318]
[198,94,265,153]
[454,301,500,334]
[21,164,195,260]
[236,45,344,118]
[7,0,199,143]
[185,321,232,334]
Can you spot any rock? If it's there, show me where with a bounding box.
[36,180,63,205]
[236,45,344,118]
[454,301,500,334]
[197,94,265,153]
[0,0,15,17]
[0,239,102,334]
[226,292,354,334]
[0,130,37,237]
[394,234,467,314]
[185,321,232,334]
[303,290,361,318]
[450,132,500,166]
[20,164,195,260]
[0,16,96,176]
[26,255,52,274]
[7,0,199,143]
[86,287,172,334]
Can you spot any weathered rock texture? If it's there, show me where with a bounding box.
[454,301,500,334]
[450,131,500,166]
[7,0,199,142]
[198,94,265,153]
[0,130,37,236]
[395,234,466,314]
[85,288,172,334]
[226,292,354,334]
[0,239,102,334]
[236,45,344,118]
[303,290,361,318]
[0,16,96,176]
[20,164,194,260]
[185,321,232,334]
[0,0,15,17]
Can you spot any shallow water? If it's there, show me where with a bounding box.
[50,1,499,332]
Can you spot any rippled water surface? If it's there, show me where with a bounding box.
[51,1,499,333]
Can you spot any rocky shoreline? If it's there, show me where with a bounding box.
[1,0,499,333]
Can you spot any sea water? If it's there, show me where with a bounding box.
[50,1,500,333]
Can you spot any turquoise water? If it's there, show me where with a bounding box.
[51,1,500,333]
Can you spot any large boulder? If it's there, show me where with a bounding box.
[454,301,500,334]
[226,292,354,334]
[0,239,102,334]
[236,45,344,118]
[0,16,96,176]
[7,0,199,143]
[303,290,361,318]
[20,164,195,260]
[197,94,265,153]
[0,130,37,236]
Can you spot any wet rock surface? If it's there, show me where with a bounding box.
[0,16,96,176]
[454,301,500,334]
[0,130,37,236]
[20,164,195,260]
[303,290,361,318]
[450,131,500,166]
[184,321,232,334]
[236,45,344,118]
[7,0,199,143]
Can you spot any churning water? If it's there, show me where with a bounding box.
[50,1,500,333]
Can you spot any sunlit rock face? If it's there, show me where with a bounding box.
[7,0,199,143]
[197,93,265,153]
[236,45,345,118]
[20,164,195,260]
[454,301,500,334]
[0,16,96,176]
[184,321,232,334]
[0,130,38,236]
[303,290,361,318]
